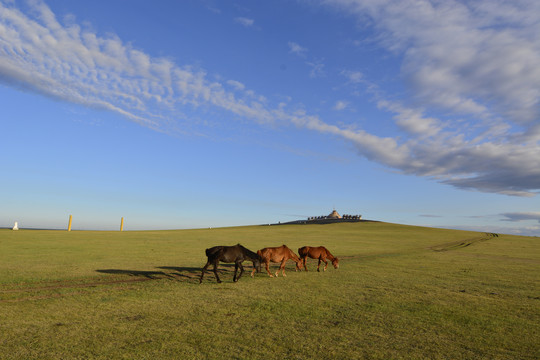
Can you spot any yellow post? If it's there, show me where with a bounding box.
[68,215,73,231]
[120,217,124,232]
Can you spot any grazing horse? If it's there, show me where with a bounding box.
[298,246,339,272]
[199,244,262,283]
[255,245,304,278]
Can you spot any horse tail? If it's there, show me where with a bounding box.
[298,246,308,257]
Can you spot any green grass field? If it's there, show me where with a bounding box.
[1,222,538,359]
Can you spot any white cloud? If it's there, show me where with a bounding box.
[288,41,307,56]
[501,212,540,223]
[334,101,348,111]
[289,42,326,78]
[325,0,540,126]
[234,17,254,27]
[317,0,540,196]
[226,80,245,91]
[0,0,539,197]
[342,70,363,84]
[0,1,274,130]
[307,60,325,78]
[377,100,442,138]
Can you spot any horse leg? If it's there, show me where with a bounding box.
[232,262,239,282]
[239,262,245,280]
[302,257,308,272]
[322,256,329,271]
[234,261,244,282]
[319,256,328,271]
[199,261,211,283]
[212,260,222,283]
[280,260,287,277]
[274,260,281,277]
[250,260,259,278]
[264,260,274,277]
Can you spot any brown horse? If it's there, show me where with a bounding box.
[254,245,303,277]
[298,246,339,272]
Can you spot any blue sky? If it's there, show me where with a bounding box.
[1,0,539,235]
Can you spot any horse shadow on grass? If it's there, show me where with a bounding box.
[96,264,239,284]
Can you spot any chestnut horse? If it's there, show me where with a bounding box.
[254,245,303,277]
[298,246,339,272]
[199,244,262,283]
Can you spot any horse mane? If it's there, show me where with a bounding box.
[286,246,300,261]
[325,248,336,260]
[237,244,261,261]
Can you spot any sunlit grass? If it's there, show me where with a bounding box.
[0,223,538,359]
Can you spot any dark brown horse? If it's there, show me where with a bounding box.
[298,246,339,272]
[255,245,303,277]
[199,244,262,283]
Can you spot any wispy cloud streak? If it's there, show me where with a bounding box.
[0,1,273,131]
[320,0,540,196]
[0,0,539,196]
[234,17,254,27]
[501,212,540,223]
[288,41,307,57]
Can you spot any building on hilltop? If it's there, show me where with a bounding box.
[306,209,362,222]
[327,209,341,219]
[276,208,364,225]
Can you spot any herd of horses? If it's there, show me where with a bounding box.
[199,244,339,283]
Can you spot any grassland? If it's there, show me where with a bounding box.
[0,222,538,359]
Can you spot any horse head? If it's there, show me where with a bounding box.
[252,257,262,274]
[250,258,262,278]
[332,257,340,269]
[295,259,304,271]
